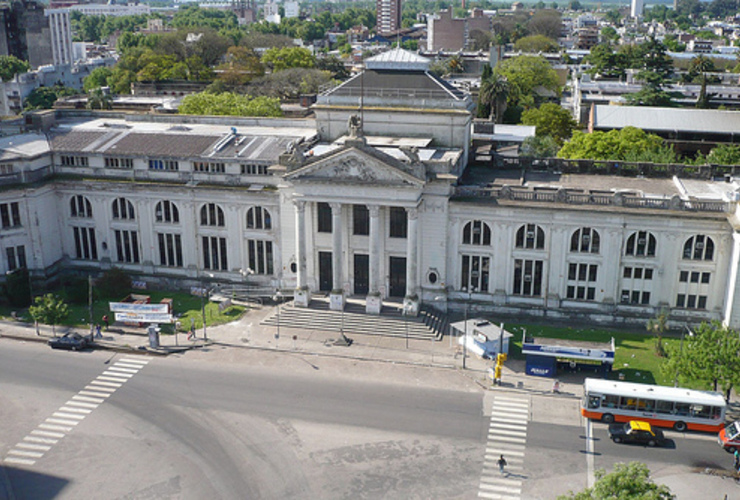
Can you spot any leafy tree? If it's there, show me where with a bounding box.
[24,85,78,111]
[246,68,335,100]
[646,308,669,357]
[315,55,349,80]
[558,462,674,500]
[87,89,112,110]
[495,55,560,110]
[585,44,628,79]
[600,26,620,44]
[0,55,29,82]
[172,5,238,31]
[689,55,716,109]
[83,67,113,92]
[569,0,583,10]
[179,92,282,117]
[661,321,740,400]
[514,34,559,53]
[261,47,315,72]
[558,127,675,163]
[707,144,740,165]
[520,135,560,158]
[521,103,577,145]
[215,46,265,88]
[526,9,562,40]
[469,29,493,51]
[623,84,679,107]
[29,294,70,337]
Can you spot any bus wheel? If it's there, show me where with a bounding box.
[602,414,615,423]
[674,421,687,432]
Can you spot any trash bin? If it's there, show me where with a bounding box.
[148,324,160,349]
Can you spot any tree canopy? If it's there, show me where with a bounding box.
[29,294,70,337]
[179,92,282,117]
[260,47,315,72]
[661,321,740,399]
[0,55,30,82]
[521,103,577,145]
[24,85,78,111]
[558,127,677,164]
[514,34,559,53]
[495,55,560,110]
[559,462,674,500]
[707,144,740,165]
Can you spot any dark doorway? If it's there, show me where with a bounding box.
[319,251,332,291]
[354,254,369,295]
[389,256,406,297]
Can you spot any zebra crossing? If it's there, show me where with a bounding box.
[479,395,530,500]
[3,356,150,467]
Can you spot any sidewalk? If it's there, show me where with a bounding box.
[0,304,584,399]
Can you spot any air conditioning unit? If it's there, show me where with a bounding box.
[637,238,646,245]
[583,235,591,243]
[524,275,532,282]
[696,242,704,249]
[472,226,481,234]
[526,231,535,238]
[471,271,479,278]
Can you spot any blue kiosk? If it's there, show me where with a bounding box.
[522,334,615,378]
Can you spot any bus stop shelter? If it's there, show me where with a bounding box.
[522,335,615,378]
[450,319,512,359]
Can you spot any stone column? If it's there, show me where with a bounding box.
[329,202,344,311]
[366,205,382,314]
[403,207,419,316]
[293,199,310,307]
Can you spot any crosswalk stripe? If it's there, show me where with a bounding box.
[479,482,522,494]
[96,376,128,383]
[478,491,520,500]
[89,380,122,388]
[493,401,529,409]
[78,391,110,399]
[59,406,92,414]
[31,430,64,439]
[480,476,522,486]
[120,357,149,365]
[84,384,116,393]
[53,412,85,420]
[492,407,528,415]
[68,399,99,408]
[8,449,44,458]
[46,418,79,427]
[490,415,527,424]
[103,370,133,378]
[487,435,526,444]
[488,428,527,437]
[24,436,58,445]
[39,423,72,432]
[16,443,51,451]
[494,396,528,403]
[106,366,139,374]
[72,395,104,403]
[3,457,35,465]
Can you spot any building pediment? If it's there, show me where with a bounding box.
[284,147,423,187]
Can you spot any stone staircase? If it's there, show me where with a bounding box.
[260,298,448,341]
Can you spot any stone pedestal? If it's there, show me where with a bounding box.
[403,295,419,316]
[366,293,382,314]
[329,290,345,311]
[294,286,311,307]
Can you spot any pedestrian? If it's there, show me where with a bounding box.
[553,380,561,394]
[734,448,740,470]
[188,321,196,341]
[95,324,102,339]
[102,314,109,330]
[497,454,507,474]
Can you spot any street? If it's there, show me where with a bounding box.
[2,338,740,499]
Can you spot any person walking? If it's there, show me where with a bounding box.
[497,454,507,474]
[102,314,109,330]
[734,448,740,471]
[95,324,102,339]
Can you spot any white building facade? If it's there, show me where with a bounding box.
[2,50,740,330]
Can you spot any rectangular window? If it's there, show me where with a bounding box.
[566,263,597,301]
[241,164,268,175]
[114,229,140,263]
[461,254,490,292]
[72,226,97,260]
[193,161,225,173]
[679,271,689,282]
[697,296,707,309]
[513,258,543,296]
[701,272,710,284]
[60,155,88,167]
[6,245,26,270]
[644,269,653,280]
[0,202,21,228]
[690,271,700,283]
[633,268,643,279]
[353,205,369,236]
[623,267,631,278]
[157,233,183,267]
[389,207,407,238]
[247,239,274,275]
[105,157,133,169]
[676,294,685,307]
[317,202,332,233]
[202,236,228,270]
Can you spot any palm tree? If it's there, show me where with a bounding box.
[87,88,112,110]
[478,73,509,123]
[690,55,715,109]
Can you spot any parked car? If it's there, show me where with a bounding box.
[48,332,90,351]
[718,421,740,452]
[608,420,666,447]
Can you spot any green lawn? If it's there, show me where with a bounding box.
[1,289,246,335]
[504,322,694,388]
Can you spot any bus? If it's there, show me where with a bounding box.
[581,378,726,432]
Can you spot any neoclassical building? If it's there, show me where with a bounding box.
[2,49,740,328]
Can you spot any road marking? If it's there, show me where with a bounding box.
[3,357,152,467]
[479,396,530,500]
[586,418,595,488]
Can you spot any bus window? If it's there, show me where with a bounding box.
[675,403,690,416]
[712,406,723,419]
[603,395,619,408]
[619,397,637,411]
[588,396,600,409]
[637,399,655,412]
[656,400,673,414]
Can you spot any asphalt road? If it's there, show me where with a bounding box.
[0,340,489,500]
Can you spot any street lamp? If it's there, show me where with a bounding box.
[462,286,477,370]
[272,289,283,349]
[403,304,409,349]
[239,267,254,299]
[674,324,694,387]
[201,272,214,341]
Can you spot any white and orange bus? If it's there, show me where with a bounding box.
[581,378,726,432]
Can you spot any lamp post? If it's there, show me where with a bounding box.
[239,267,254,299]
[403,303,409,349]
[462,286,477,370]
[675,324,694,387]
[273,289,283,349]
[201,273,214,342]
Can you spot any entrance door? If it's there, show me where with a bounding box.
[354,254,369,295]
[319,251,332,291]
[389,256,406,297]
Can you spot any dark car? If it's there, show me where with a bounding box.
[48,332,90,351]
[608,420,666,447]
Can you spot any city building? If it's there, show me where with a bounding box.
[0,0,53,69]
[376,0,401,35]
[2,49,740,330]
[426,9,492,52]
[46,9,73,66]
[630,0,644,18]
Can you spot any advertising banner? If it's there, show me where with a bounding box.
[114,312,173,323]
[109,302,170,314]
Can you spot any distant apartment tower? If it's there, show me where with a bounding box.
[284,1,300,19]
[0,0,53,69]
[46,9,73,66]
[376,0,401,35]
[427,9,491,52]
[631,0,644,18]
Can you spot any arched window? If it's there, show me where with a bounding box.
[515,224,545,249]
[683,235,714,261]
[570,227,600,253]
[200,203,225,227]
[155,200,179,224]
[462,220,491,245]
[112,197,135,220]
[70,195,92,218]
[246,206,272,230]
[625,231,656,257]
